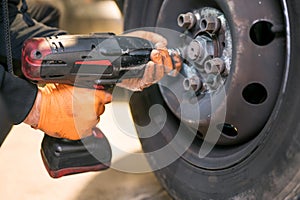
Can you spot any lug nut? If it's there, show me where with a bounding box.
[186,36,214,66]
[204,58,225,74]
[183,75,203,92]
[187,40,204,61]
[177,12,196,30]
[200,16,221,34]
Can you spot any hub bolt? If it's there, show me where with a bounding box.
[177,12,196,30]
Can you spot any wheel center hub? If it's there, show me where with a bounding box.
[178,7,232,95]
[159,2,285,146]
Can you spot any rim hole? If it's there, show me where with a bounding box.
[243,83,268,104]
[217,123,238,139]
[250,21,275,46]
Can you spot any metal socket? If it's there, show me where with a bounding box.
[204,58,225,74]
[200,16,221,34]
[183,75,203,92]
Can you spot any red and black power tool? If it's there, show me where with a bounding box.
[22,33,154,178]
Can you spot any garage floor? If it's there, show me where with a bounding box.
[0,105,171,200]
[0,1,171,199]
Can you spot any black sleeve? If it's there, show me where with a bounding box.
[0,2,67,145]
[0,2,66,124]
[0,66,37,124]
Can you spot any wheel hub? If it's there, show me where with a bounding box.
[159,3,286,146]
[178,8,232,95]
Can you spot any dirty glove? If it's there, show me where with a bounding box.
[24,84,112,140]
[116,31,182,91]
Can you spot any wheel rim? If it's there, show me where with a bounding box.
[154,0,289,170]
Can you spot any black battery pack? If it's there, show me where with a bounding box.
[40,128,112,178]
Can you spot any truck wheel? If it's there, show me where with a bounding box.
[123,0,300,199]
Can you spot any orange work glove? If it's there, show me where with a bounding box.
[24,84,112,140]
[116,31,182,91]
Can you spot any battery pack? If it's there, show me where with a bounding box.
[40,128,112,178]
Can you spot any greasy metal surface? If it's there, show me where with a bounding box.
[160,7,232,136]
[0,124,172,200]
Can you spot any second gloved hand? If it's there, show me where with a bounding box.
[24,84,112,140]
[116,31,182,91]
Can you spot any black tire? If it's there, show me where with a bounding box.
[124,0,300,199]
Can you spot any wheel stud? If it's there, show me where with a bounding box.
[177,12,197,30]
[183,75,203,93]
[204,58,225,74]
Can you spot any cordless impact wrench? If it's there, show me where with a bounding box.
[21,33,158,178]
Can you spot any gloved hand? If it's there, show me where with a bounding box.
[116,31,182,91]
[24,84,112,140]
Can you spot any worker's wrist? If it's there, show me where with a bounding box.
[24,89,41,128]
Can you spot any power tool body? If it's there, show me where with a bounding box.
[21,33,156,178]
[22,33,154,89]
